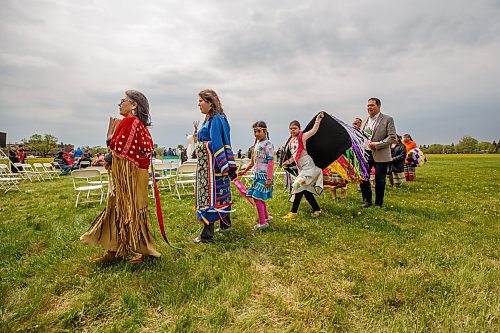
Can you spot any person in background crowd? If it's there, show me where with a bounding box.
[276,147,284,166]
[352,117,362,130]
[81,90,160,263]
[359,97,397,208]
[388,135,406,187]
[63,152,74,167]
[8,145,19,173]
[402,133,418,181]
[180,147,188,163]
[237,149,242,159]
[323,169,348,200]
[17,145,26,164]
[54,151,73,175]
[73,147,84,159]
[77,153,92,168]
[92,153,105,166]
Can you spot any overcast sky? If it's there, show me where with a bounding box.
[1,0,499,151]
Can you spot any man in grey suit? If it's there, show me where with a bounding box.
[360,97,397,207]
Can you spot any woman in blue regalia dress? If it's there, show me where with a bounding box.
[192,89,237,243]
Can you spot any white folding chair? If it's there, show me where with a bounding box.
[173,162,197,199]
[273,165,287,187]
[12,163,29,181]
[239,162,255,186]
[78,160,91,169]
[33,163,52,180]
[153,163,176,191]
[71,169,104,207]
[22,163,44,181]
[0,164,22,193]
[42,163,60,178]
[85,167,109,186]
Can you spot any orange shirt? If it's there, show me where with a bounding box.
[403,140,417,153]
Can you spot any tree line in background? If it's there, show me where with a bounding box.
[421,136,499,154]
[2,133,499,157]
[2,133,179,158]
[2,134,107,157]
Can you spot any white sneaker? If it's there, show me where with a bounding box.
[265,216,273,224]
[215,227,232,233]
[252,222,269,231]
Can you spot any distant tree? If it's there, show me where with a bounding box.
[81,145,107,155]
[487,142,497,154]
[177,144,184,150]
[22,133,59,157]
[449,143,455,154]
[477,141,495,153]
[425,144,444,154]
[455,136,478,153]
[155,147,165,158]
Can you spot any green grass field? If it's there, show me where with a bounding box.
[1,155,499,332]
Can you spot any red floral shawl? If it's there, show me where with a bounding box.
[109,116,153,169]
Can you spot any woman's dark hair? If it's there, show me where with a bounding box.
[403,133,413,140]
[199,89,224,123]
[126,90,151,127]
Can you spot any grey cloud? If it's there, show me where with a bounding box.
[0,0,499,150]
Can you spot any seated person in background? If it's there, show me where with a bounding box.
[77,153,92,168]
[53,152,73,175]
[92,153,105,166]
[63,152,74,166]
[73,147,84,160]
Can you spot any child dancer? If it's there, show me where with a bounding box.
[238,121,274,230]
[282,112,324,219]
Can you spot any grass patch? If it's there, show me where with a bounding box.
[0,155,498,332]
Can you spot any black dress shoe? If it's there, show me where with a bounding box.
[361,202,372,208]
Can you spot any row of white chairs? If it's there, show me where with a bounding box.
[5,162,60,182]
[150,159,289,200]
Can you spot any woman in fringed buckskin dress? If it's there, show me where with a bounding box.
[81,90,160,263]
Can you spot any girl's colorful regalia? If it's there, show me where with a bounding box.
[290,133,324,196]
[403,136,418,181]
[195,114,237,235]
[405,147,426,180]
[282,115,325,220]
[81,115,161,259]
[240,121,274,230]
